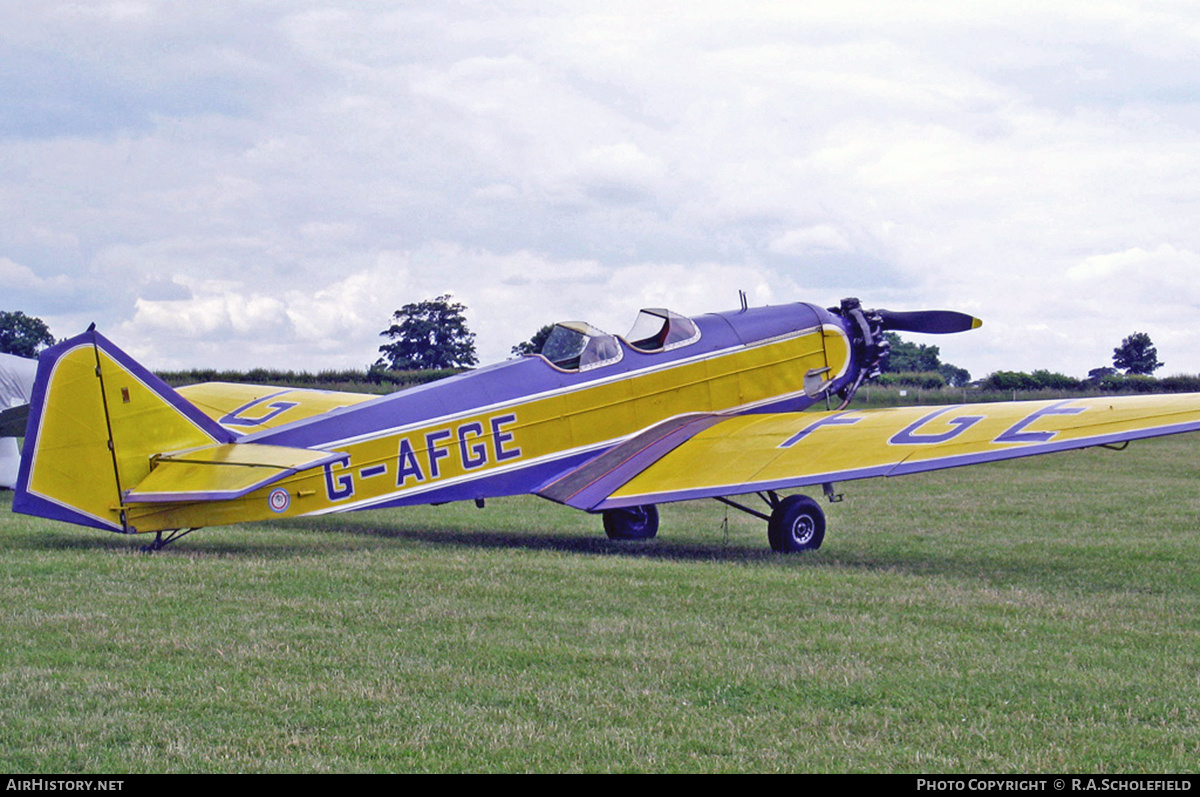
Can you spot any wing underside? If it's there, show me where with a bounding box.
[540,394,1200,511]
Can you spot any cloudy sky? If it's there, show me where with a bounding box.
[4,1,1200,380]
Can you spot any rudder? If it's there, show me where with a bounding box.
[14,329,234,532]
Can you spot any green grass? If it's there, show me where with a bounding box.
[3,435,1200,772]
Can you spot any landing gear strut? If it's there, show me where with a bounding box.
[139,528,197,553]
[600,489,834,552]
[715,489,832,552]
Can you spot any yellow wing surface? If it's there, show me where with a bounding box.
[547,394,1200,510]
[117,385,376,501]
[176,382,376,432]
[125,443,346,503]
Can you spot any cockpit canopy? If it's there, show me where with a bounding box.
[541,322,622,372]
[625,308,700,352]
[537,309,701,372]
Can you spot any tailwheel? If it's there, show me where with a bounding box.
[767,495,825,553]
[139,528,198,553]
[602,505,659,541]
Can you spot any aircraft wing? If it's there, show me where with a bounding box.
[176,382,377,433]
[123,443,346,503]
[539,394,1200,510]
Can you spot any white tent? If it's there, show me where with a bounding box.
[0,352,37,489]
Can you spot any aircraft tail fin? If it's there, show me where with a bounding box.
[13,330,235,532]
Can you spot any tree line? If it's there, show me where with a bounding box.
[0,299,1190,394]
[878,329,1175,393]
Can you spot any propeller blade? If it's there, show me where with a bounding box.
[876,309,982,334]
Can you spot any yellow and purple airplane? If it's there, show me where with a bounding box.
[12,298,1200,551]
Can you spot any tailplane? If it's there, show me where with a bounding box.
[14,330,234,532]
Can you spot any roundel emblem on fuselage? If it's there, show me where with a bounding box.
[268,488,291,513]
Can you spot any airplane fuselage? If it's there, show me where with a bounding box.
[33,296,1200,557]
[125,302,857,533]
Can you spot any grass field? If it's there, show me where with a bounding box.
[2,433,1199,773]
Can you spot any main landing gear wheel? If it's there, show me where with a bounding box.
[602,505,659,541]
[767,495,825,553]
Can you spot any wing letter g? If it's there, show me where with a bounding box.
[890,407,983,446]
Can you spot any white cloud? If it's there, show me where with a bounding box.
[4,2,1200,382]
[1065,244,1200,310]
[770,225,853,256]
[0,257,49,290]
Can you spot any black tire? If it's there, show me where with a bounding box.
[602,505,659,541]
[767,495,825,552]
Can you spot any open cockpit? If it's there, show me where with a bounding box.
[535,308,701,372]
[624,308,701,352]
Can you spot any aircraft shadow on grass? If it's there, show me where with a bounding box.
[6,498,1162,593]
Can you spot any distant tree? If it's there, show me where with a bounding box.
[982,369,1082,392]
[1112,332,1162,375]
[511,324,555,356]
[1030,369,1082,391]
[883,333,941,372]
[881,332,970,386]
[937,363,972,388]
[377,295,478,371]
[982,370,1037,392]
[1087,366,1117,384]
[0,310,55,357]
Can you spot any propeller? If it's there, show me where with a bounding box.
[876,309,982,335]
[826,298,983,410]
